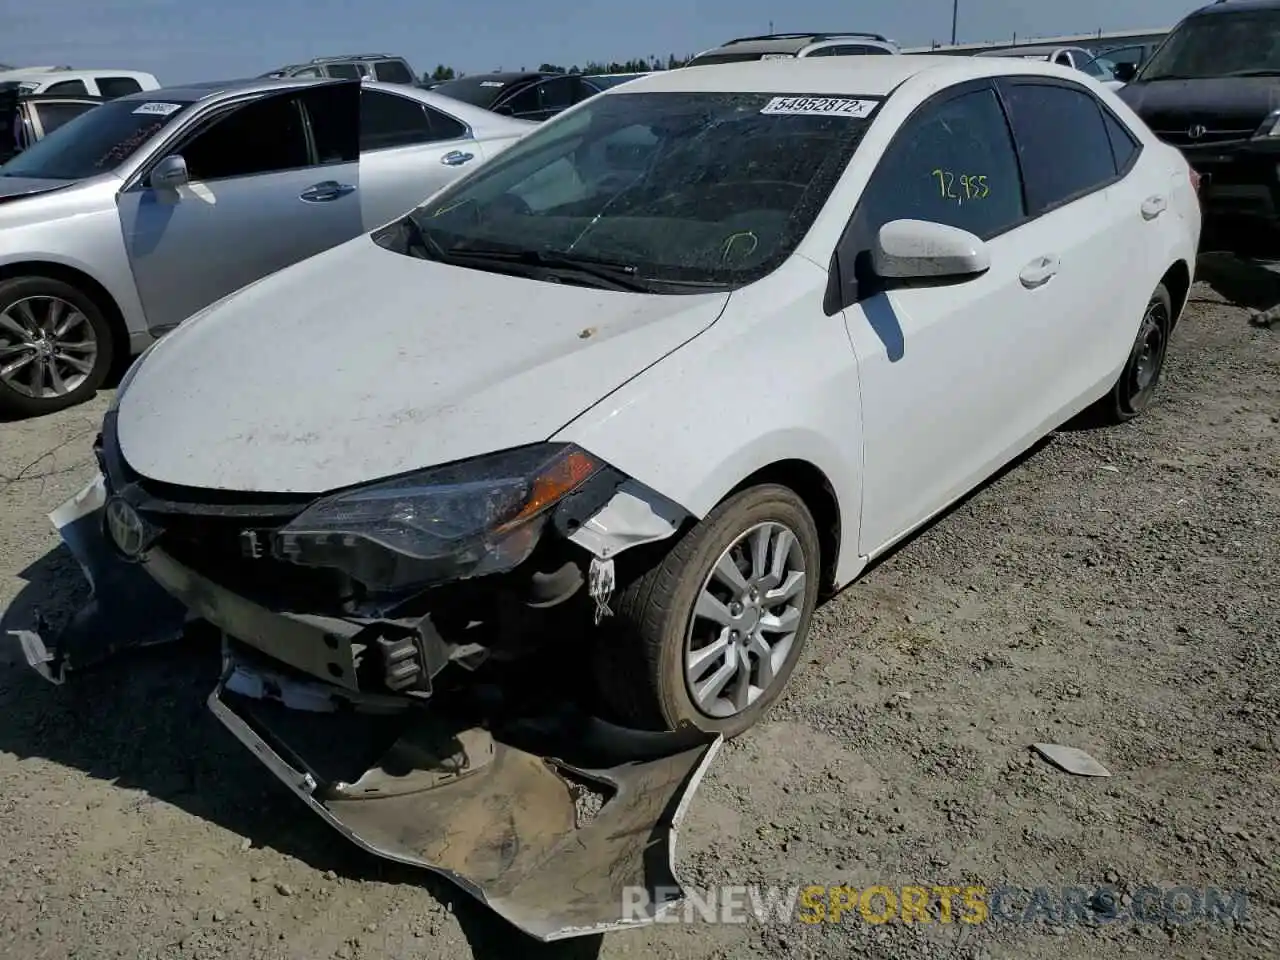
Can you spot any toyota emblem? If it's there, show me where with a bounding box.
[1188,124,1206,140]
[105,496,149,559]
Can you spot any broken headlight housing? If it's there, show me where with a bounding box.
[273,444,601,593]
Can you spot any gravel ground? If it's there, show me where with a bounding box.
[0,282,1277,960]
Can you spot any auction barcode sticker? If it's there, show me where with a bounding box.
[133,102,183,116]
[760,96,878,118]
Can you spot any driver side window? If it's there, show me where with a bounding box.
[856,85,1025,241]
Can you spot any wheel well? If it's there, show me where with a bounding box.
[730,459,842,596]
[1161,259,1192,330]
[0,261,130,369]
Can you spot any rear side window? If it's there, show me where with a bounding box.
[424,105,466,140]
[807,44,891,56]
[998,82,1117,214]
[360,89,432,149]
[97,76,142,98]
[45,79,89,95]
[33,101,98,135]
[1102,110,1140,174]
[326,63,361,79]
[374,60,415,84]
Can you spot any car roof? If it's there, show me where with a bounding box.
[1194,0,1280,15]
[0,67,156,81]
[113,76,342,103]
[630,54,1086,96]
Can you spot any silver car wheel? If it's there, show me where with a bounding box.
[0,296,99,399]
[684,521,807,719]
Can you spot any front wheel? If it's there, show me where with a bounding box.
[1086,282,1172,425]
[0,276,115,418]
[594,484,822,739]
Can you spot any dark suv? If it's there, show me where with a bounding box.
[1117,0,1280,242]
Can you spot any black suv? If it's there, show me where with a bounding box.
[1118,0,1280,243]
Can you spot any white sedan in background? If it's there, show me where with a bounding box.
[39,52,1200,938]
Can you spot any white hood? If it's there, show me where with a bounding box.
[116,236,729,493]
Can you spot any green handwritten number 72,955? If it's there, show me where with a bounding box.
[931,169,989,201]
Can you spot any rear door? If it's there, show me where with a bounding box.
[116,82,361,334]
[995,77,1149,406]
[357,87,478,226]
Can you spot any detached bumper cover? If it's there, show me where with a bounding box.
[14,475,189,684]
[209,650,721,941]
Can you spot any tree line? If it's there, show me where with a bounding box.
[425,55,693,82]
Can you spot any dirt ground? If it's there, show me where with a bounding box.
[1,281,1277,960]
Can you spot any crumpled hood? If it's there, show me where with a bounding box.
[117,236,729,493]
[0,175,74,201]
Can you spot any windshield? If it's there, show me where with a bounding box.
[1139,11,1280,80]
[0,97,192,180]
[390,90,878,292]
[1082,55,1113,78]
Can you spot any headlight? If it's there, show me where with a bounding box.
[273,443,602,593]
[1253,111,1280,139]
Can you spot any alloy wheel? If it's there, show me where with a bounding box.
[0,296,99,399]
[684,521,808,719]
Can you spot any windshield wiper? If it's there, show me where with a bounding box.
[1225,69,1280,77]
[440,245,657,292]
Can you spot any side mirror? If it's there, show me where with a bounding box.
[150,154,189,189]
[872,219,989,282]
[1114,62,1137,83]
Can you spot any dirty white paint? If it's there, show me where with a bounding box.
[115,237,730,492]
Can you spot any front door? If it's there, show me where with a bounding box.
[835,83,1063,555]
[116,82,361,335]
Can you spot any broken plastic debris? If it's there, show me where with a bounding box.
[1030,743,1112,777]
[13,475,189,684]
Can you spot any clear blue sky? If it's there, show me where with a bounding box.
[7,0,1205,83]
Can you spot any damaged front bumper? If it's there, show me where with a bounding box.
[14,465,717,940]
[212,639,721,940]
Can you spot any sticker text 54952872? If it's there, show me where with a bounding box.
[759,96,878,118]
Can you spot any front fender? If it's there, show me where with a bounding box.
[554,260,866,586]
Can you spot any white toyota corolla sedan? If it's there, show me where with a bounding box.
[90,55,1200,744]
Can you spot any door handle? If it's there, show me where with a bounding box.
[1019,254,1059,289]
[1141,194,1167,219]
[300,181,356,202]
[440,150,475,166]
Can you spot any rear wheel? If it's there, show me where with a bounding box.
[1086,282,1172,425]
[0,276,114,417]
[594,484,822,739]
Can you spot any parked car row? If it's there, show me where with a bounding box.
[0,78,533,415]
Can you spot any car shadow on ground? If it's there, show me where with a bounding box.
[0,550,603,960]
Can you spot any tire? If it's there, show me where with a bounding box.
[0,275,115,418]
[1086,282,1172,426]
[594,483,822,739]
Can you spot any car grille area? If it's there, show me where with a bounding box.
[141,507,354,612]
